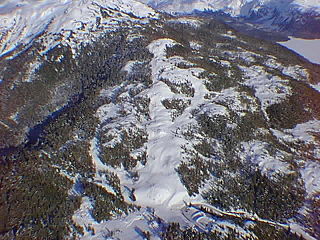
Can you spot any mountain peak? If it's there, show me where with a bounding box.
[0,0,157,58]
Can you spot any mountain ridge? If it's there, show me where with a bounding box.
[0,0,157,58]
[137,0,320,15]
[137,0,320,38]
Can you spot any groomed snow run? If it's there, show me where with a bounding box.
[130,38,206,209]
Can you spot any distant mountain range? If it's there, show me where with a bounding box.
[138,0,320,38]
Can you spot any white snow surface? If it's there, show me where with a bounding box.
[139,0,249,15]
[271,120,320,198]
[278,37,320,65]
[0,0,157,57]
[300,161,320,198]
[264,57,309,80]
[241,140,292,177]
[288,120,320,143]
[240,64,292,116]
[294,0,320,9]
[168,17,204,28]
[311,82,320,93]
[130,38,206,208]
[73,202,194,240]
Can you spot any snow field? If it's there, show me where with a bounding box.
[271,120,320,198]
[240,65,292,117]
[132,38,207,208]
[240,140,292,178]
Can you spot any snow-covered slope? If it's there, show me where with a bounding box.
[0,0,157,57]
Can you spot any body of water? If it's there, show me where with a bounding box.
[278,37,320,65]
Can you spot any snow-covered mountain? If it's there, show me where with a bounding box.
[138,0,320,15]
[0,1,320,240]
[138,0,248,15]
[138,0,320,38]
[0,0,157,57]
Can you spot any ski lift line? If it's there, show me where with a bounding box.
[183,202,290,230]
